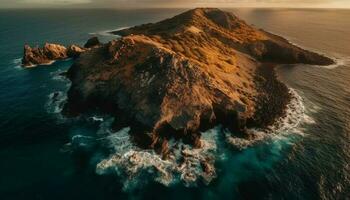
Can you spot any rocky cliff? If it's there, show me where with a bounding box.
[61,8,333,155]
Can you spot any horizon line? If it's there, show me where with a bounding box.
[1,6,350,10]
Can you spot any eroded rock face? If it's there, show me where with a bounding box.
[63,8,334,154]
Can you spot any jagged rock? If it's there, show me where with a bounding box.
[22,43,68,67]
[63,8,334,151]
[84,36,101,48]
[22,43,88,67]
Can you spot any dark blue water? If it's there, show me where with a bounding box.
[0,9,349,199]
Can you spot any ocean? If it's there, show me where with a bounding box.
[0,8,349,199]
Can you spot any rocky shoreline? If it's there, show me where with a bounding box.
[247,63,292,130]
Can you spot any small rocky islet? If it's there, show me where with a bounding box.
[22,8,334,157]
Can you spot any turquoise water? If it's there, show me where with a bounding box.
[0,9,349,199]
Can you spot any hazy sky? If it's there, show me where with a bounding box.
[1,0,349,8]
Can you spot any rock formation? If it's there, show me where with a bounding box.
[22,43,68,67]
[67,45,86,58]
[61,8,333,155]
[22,42,89,67]
[84,36,101,48]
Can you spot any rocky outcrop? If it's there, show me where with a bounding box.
[67,45,86,58]
[22,43,68,67]
[62,8,334,155]
[84,36,101,48]
[22,40,91,67]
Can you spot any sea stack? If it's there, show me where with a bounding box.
[22,41,91,67]
[22,43,68,67]
[60,8,333,155]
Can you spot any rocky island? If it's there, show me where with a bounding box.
[23,8,333,156]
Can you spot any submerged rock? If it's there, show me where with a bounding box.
[62,8,334,154]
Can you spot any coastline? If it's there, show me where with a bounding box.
[247,63,292,130]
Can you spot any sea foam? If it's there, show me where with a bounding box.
[312,54,350,69]
[47,77,313,189]
[45,69,71,121]
[96,123,219,190]
[89,27,129,37]
[46,91,67,114]
[12,58,22,69]
[226,88,309,149]
[73,89,311,190]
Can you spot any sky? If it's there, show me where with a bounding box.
[0,0,349,8]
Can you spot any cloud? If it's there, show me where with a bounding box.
[86,0,349,8]
[0,0,348,8]
[21,0,92,4]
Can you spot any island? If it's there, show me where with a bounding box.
[22,8,334,157]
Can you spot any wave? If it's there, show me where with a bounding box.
[45,69,71,121]
[25,60,56,68]
[311,54,350,69]
[286,40,349,70]
[267,30,349,69]
[12,58,22,69]
[91,116,104,122]
[67,89,311,190]
[50,69,69,83]
[226,88,309,150]
[45,91,67,114]
[21,58,72,69]
[87,88,312,190]
[89,27,129,37]
[95,122,219,190]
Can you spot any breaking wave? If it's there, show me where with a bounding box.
[66,88,311,190]
[45,69,71,121]
[96,123,219,190]
[312,54,350,69]
[89,27,129,37]
[46,91,67,114]
[269,31,349,70]
[12,58,22,69]
[226,88,309,149]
